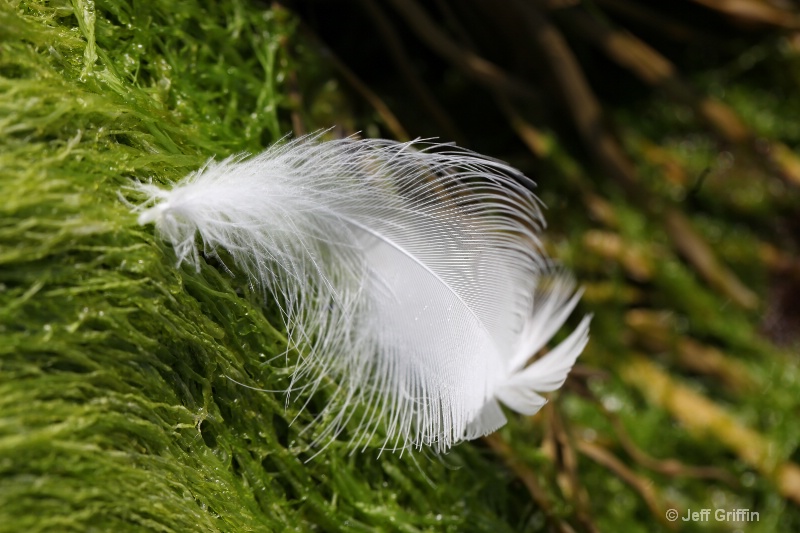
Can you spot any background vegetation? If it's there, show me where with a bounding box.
[2,0,799,531]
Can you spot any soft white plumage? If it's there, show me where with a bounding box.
[133,133,590,453]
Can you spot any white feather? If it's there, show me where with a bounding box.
[132,133,590,453]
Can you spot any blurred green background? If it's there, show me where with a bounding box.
[2,0,799,531]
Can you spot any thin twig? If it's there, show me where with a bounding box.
[385,0,539,99]
[606,413,738,485]
[686,0,800,29]
[358,0,465,143]
[546,405,600,533]
[299,25,410,141]
[483,432,577,533]
[593,0,708,42]
[511,0,639,191]
[574,439,676,529]
[664,208,758,309]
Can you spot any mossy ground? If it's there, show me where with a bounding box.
[2,1,800,532]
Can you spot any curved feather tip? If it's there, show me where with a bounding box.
[131,133,591,453]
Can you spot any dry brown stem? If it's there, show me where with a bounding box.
[483,432,577,533]
[687,0,800,29]
[664,209,758,310]
[574,438,674,527]
[513,0,639,190]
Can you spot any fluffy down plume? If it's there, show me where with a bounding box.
[132,133,590,453]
